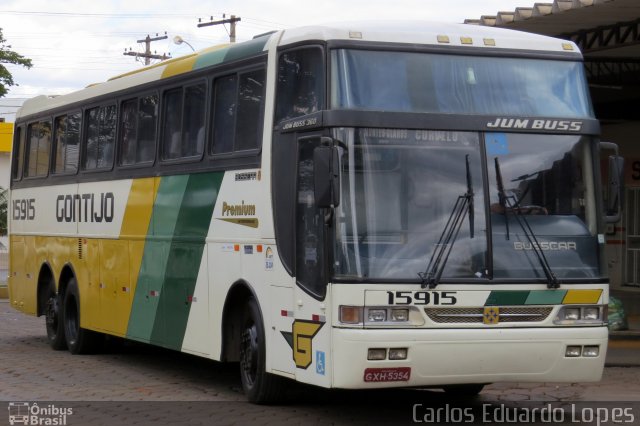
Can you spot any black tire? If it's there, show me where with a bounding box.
[45,290,67,351]
[63,278,103,354]
[239,297,286,404]
[442,384,485,397]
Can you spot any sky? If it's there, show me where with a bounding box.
[0,0,532,120]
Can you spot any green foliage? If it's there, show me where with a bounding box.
[0,27,32,98]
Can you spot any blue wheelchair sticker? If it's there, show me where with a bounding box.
[316,351,326,375]
[486,132,510,155]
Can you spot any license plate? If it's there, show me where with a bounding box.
[363,367,411,382]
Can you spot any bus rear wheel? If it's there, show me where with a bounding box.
[45,292,67,350]
[239,297,285,404]
[63,278,103,354]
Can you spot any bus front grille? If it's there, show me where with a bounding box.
[424,307,554,324]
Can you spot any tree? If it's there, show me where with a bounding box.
[0,27,32,98]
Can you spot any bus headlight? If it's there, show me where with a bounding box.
[368,309,387,322]
[554,305,605,325]
[563,308,580,321]
[583,307,600,320]
[390,308,409,322]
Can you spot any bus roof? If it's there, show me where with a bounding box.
[16,21,579,121]
[278,21,578,53]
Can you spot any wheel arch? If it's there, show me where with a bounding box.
[57,263,77,302]
[220,279,262,362]
[36,262,55,317]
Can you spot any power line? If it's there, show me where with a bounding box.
[0,10,289,26]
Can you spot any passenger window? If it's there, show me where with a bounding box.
[276,47,324,122]
[183,84,205,157]
[212,75,237,155]
[11,125,25,180]
[162,84,204,160]
[236,69,265,151]
[120,99,138,165]
[120,95,158,166]
[25,121,51,177]
[53,112,80,174]
[211,68,265,155]
[137,95,157,163]
[162,88,183,160]
[84,105,115,170]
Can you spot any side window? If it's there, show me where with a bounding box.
[236,69,266,151]
[276,47,324,123]
[183,84,206,157]
[120,99,138,165]
[25,121,51,178]
[121,94,158,165]
[162,83,205,160]
[211,67,266,155]
[138,94,157,163]
[11,125,24,180]
[84,105,115,170]
[53,112,80,174]
[212,75,237,155]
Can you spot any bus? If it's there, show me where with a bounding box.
[8,22,622,403]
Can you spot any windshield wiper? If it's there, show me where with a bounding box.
[419,155,474,289]
[494,158,560,289]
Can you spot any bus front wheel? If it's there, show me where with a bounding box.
[62,278,102,354]
[239,297,285,403]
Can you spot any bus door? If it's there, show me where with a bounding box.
[291,133,333,387]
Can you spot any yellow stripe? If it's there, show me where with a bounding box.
[562,289,603,304]
[107,177,159,335]
[161,55,199,79]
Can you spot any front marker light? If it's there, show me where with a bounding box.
[368,348,387,360]
[340,306,363,324]
[389,348,408,360]
[583,346,600,357]
[368,309,387,322]
[565,346,582,357]
[390,308,409,322]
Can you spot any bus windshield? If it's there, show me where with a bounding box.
[332,128,602,282]
[331,49,594,118]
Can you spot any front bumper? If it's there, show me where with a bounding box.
[331,326,607,389]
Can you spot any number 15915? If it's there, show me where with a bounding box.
[387,291,457,305]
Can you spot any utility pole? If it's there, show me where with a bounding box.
[123,32,170,65]
[198,14,241,43]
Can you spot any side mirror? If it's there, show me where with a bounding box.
[600,142,624,223]
[313,142,341,208]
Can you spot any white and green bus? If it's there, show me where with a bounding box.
[9,22,621,403]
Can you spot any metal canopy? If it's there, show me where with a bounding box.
[466,0,640,120]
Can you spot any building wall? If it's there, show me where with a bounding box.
[601,121,640,291]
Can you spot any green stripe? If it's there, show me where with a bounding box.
[524,290,567,305]
[485,291,530,306]
[193,36,268,71]
[149,172,223,349]
[223,37,268,63]
[193,49,229,70]
[127,175,190,342]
